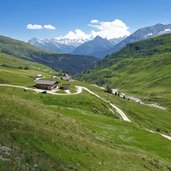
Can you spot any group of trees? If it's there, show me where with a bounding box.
[105,85,128,100]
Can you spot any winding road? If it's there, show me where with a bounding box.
[76,86,131,122]
[0,84,131,122]
[0,84,82,95]
[0,83,170,141]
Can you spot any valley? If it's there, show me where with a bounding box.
[1,0,171,170]
[0,43,171,170]
[0,24,171,171]
[0,35,98,74]
[80,33,171,110]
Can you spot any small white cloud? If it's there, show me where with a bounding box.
[26,24,56,30]
[43,24,56,30]
[90,19,99,24]
[26,24,43,30]
[63,29,91,40]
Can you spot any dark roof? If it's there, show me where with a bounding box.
[35,80,58,85]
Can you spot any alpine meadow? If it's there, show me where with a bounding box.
[0,0,171,171]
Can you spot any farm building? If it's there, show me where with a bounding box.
[61,74,72,81]
[61,76,71,81]
[61,84,70,90]
[35,80,59,90]
[31,74,42,79]
[52,75,57,79]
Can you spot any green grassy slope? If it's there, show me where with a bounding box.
[80,83,171,134]
[0,52,57,85]
[79,33,171,109]
[1,84,171,171]
[1,40,171,170]
[0,54,171,170]
[0,35,99,73]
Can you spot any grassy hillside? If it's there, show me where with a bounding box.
[1,75,171,170]
[0,51,58,85]
[0,52,171,170]
[81,83,171,134]
[0,35,99,74]
[1,37,171,170]
[79,33,171,109]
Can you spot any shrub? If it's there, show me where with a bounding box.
[106,85,112,94]
[156,128,161,132]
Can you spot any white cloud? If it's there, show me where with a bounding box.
[26,24,56,30]
[55,19,130,41]
[89,19,130,39]
[63,29,91,40]
[26,24,43,30]
[44,24,56,30]
[90,19,99,24]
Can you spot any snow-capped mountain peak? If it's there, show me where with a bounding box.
[159,28,171,35]
[104,23,171,56]
[144,33,153,38]
[28,37,87,53]
[28,37,44,45]
[28,35,126,57]
[53,37,87,46]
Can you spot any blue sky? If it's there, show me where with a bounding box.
[0,0,171,41]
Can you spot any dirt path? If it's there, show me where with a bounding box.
[0,84,81,95]
[0,84,131,121]
[77,86,131,122]
[146,129,171,141]
[91,84,166,110]
[0,84,170,141]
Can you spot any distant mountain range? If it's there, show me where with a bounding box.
[28,36,123,58]
[72,36,124,58]
[27,37,87,53]
[0,35,99,74]
[105,23,171,55]
[28,23,171,58]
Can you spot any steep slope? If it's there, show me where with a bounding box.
[72,36,117,58]
[105,23,171,55]
[0,35,99,74]
[79,33,171,109]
